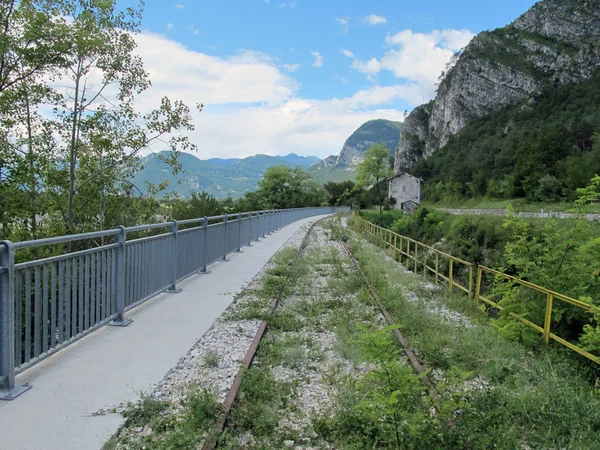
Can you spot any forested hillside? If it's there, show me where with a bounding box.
[395,0,600,204]
[414,68,600,202]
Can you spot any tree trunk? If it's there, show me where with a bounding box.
[67,58,82,236]
[25,88,37,242]
[376,178,383,215]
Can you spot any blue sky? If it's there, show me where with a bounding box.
[130,0,539,159]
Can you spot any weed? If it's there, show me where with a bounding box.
[203,349,219,368]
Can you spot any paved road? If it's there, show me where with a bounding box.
[0,215,328,450]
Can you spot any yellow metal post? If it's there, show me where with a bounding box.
[543,293,554,344]
[468,266,473,299]
[414,243,418,272]
[393,235,397,260]
[449,259,454,292]
[406,239,410,266]
[423,248,427,277]
[435,253,439,284]
[399,237,403,263]
[475,266,482,303]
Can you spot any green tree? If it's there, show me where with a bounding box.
[0,0,199,242]
[357,143,392,214]
[324,180,355,206]
[254,166,327,209]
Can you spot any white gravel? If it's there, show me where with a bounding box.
[114,217,325,445]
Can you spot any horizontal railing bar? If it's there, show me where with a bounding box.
[549,333,600,364]
[126,232,171,245]
[15,243,120,270]
[13,229,119,250]
[478,294,544,333]
[178,225,204,235]
[364,220,472,266]
[480,266,591,310]
[125,222,172,233]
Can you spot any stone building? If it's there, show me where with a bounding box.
[387,173,421,212]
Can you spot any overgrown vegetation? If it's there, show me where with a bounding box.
[104,389,221,450]
[345,225,600,448]
[360,204,600,370]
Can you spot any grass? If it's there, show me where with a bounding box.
[421,196,600,213]
[103,389,221,450]
[349,224,600,449]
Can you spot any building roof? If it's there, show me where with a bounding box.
[387,172,421,182]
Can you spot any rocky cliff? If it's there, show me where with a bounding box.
[394,0,600,173]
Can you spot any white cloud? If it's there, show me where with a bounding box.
[381,29,474,87]
[351,57,380,79]
[174,4,184,9]
[365,14,387,26]
[278,2,296,9]
[334,17,349,33]
[311,51,323,68]
[187,26,200,35]
[340,49,354,58]
[347,28,474,98]
[129,32,408,159]
[166,23,174,31]
[282,63,300,72]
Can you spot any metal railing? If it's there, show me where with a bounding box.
[475,266,600,365]
[0,207,348,399]
[354,214,600,366]
[355,216,474,296]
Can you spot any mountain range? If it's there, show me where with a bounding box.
[131,152,320,198]
[133,118,404,197]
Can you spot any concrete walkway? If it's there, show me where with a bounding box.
[0,215,327,450]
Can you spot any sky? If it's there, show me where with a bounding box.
[129,0,539,160]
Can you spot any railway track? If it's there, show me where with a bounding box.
[200,217,324,450]
[201,217,437,449]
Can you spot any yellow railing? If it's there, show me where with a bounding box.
[353,214,600,365]
[354,215,474,297]
[476,266,600,364]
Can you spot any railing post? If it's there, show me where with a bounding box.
[201,217,211,274]
[423,248,427,277]
[237,213,243,253]
[0,241,31,400]
[449,259,454,292]
[262,211,267,238]
[435,253,439,284]
[111,226,133,327]
[399,237,403,264]
[222,215,230,262]
[414,243,418,272]
[393,235,397,260]
[247,212,252,246]
[543,292,554,344]
[167,221,182,293]
[475,266,482,303]
[468,265,473,298]
[268,210,272,234]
